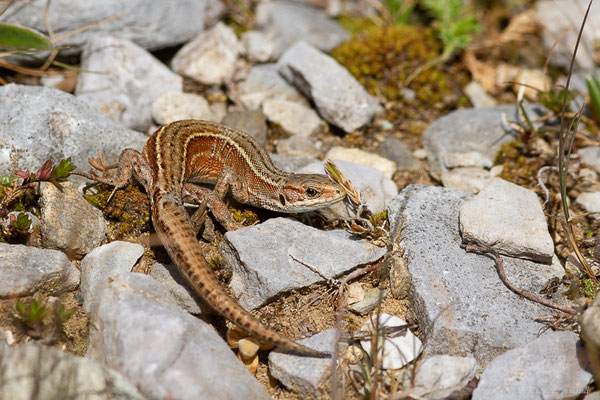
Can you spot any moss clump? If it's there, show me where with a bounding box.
[331,25,450,108]
[495,140,546,188]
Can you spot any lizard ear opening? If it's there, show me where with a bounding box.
[279,194,286,206]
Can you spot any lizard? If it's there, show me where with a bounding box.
[74,119,346,358]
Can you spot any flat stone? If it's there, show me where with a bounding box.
[459,178,554,262]
[76,36,183,131]
[0,0,219,53]
[80,241,144,312]
[535,0,600,70]
[278,41,382,133]
[580,146,600,171]
[387,185,569,367]
[149,262,205,315]
[441,167,492,194]
[0,343,145,400]
[88,271,270,400]
[268,329,339,397]
[0,84,146,177]
[0,243,79,298]
[576,191,600,217]
[360,314,422,370]
[413,355,477,399]
[350,288,386,315]
[464,81,497,108]
[375,137,418,171]
[262,99,323,137]
[241,30,275,63]
[221,110,267,147]
[472,331,593,400]
[423,104,547,173]
[152,91,216,126]
[237,64,306,111]
[325,147,397,179]
[39,181,106,258]
[255,0,349,58]
[299,160,398,215]
[442,151,493,169]
[172,22,243,85]
[223,218,387,310]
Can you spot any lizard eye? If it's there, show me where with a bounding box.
[279,194,286,205]
[305,187,318,197]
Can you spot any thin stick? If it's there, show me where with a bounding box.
[464,244,577,315]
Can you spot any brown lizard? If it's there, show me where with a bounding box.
[75,120,346,357]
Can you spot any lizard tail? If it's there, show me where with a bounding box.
[152,195,331,358]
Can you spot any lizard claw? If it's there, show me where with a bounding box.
[89,150,118,177]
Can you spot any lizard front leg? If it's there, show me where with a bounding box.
[73,149,152,201]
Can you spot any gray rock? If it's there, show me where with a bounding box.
[76,36,183,131]
[268,329,339,396]
[472,331,593,400]
[276,136,322,158]
[262,98,323,137]
[223,218,387,310]
[459,178,554,263]
[39,181,106,258]
[278,41,382,133]
[255,0,349,58]
[299,160,398,215]
[152,91,216,126]
[0,343,145,400]
[0,243,79,298]
[535,0,600,70]
[580,146,600,171]
[423,105,546,173]
[576,191,600,218]
[172,22,243,85]
[222,110,268,147]
[581,293,600,349]
[0,0,219,53]
[350,288,386,315]
[149,262,205,315]
[270,154,320,173]
[440,167,491,194]
[237,64,306,110]
[241,31,275,63]
[80,241,144,312]
[88,272,270,400]
[388,185,569,367]
[376,137,418,171]
[0,84,146,176]
[413,355,477,399]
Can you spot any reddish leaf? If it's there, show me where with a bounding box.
[36,160,52,181]
[15,170,30,180]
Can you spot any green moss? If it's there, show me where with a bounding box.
[581,278,599,299]
[331,25,450,108]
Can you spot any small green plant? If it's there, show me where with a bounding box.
[586,75,600,122]
[539,88,575,115]
[9,212,32,233]
[420,0,480,59]
[55,302,75,326]
[14,292,46,338]
[381,0,416,24]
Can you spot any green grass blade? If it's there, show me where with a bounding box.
[0,24,52,50]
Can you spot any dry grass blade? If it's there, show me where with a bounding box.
[324,159,361,209]
[556,0,598,283]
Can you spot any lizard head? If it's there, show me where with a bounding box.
[273,174,346,213]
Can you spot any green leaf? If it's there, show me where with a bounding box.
[0,24,52,51]
[12,212,31,232]
[51,157,76,181]
[586,75,600,122]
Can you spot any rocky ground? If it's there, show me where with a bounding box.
[0,0,599,399]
